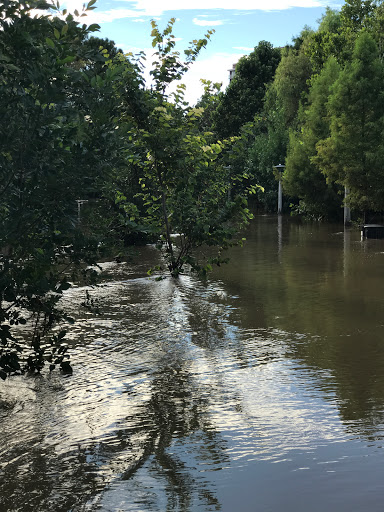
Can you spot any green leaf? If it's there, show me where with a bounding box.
[46,37,55,48]
[88,23,100,32]
[60,55,75,64]
[54,28,60,39]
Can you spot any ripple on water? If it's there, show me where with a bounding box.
[1,251,384,511]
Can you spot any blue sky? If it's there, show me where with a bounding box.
[63,0,341,104]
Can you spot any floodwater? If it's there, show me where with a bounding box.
[1,216,384,511]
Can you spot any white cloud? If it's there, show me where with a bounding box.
[113,45,241,106]
[53,1,145,24]
[129,0,329,16]
[193,18,225,26]
[58,0,332,25]
[170,52,244,105]
[61,0,86,13]
[115,42,139,53]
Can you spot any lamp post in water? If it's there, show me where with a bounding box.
[344,186,351,225]
[274,164,285,214]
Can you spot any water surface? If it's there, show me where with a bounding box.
[1,216,384,511]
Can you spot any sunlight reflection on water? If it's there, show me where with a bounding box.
[2,219,384,511]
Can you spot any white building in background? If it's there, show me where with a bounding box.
[228,63,237,82]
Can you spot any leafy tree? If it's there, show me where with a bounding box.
[369,1,384,59]
[340,0,375,31]
[195,79,222,135]
[125,19,258,277]
[212,41,281,138]
[284,57,342,220]
[237,31,312,213]
[0,0,117,378]
[315,32,384,213]
[250,114,288,211]
[271,40,313,129]
[72,39,150,247]
[233,105,288,213]
[307,0,376,74]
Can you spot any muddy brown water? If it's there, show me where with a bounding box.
[1,216,384,511]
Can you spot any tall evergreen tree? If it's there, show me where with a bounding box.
[307,1,376,74]
[284,57,342,219]
[315,32,384,212]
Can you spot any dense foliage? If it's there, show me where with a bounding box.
[198,0,384,221]
[0,0,107,378]
[3,0,384,379]
[212,41,281,139]
[0,2,257,377]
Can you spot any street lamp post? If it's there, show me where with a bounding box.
[344,186,351,225]
[274,164,285,215]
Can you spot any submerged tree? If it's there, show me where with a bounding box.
[284,57,342,220]
[0,0,117,378]
[235,31,312,214]
[315,32,384,213]
[0,6,261,380]
[126,19,259,277]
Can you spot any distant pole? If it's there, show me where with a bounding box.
[277,212,283,258]
[343,227,350,278]
[274,164,285,215]
[278,180,283,214]
[77,200,81,224]
[344,186,351,225]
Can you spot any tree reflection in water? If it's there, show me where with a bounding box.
[0,271,242,512]
[3,218,384,511]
